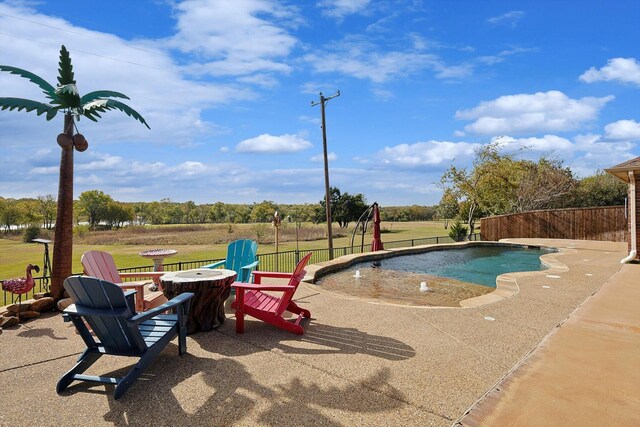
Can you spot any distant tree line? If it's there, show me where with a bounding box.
[1,153,626,235]
[2,187,434,233]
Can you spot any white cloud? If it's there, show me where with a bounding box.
[171,0,299,77]
[310,152,337,162]
[303,38,467,83]
[493,135,574,152]
[477,47,538,65]
[317,0,371,19]
[456,90,614,135]
[0,3,254,148]
[370,86,394,100]
[579,58,640,86]
[487,11,525,27]
[380,140,480,167]
[305,47,437,83]
[604,119,640,141]
[570,133,637,177]
[236,133,313,153]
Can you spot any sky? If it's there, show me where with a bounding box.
[1,0,639,207]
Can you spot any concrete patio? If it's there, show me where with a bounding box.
[0,239,638,426]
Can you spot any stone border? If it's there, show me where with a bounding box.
[302,240,568,309]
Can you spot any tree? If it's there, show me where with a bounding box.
[1,199,23,233]
[513,158,575,212]
[209,202,228,223]
[436,189,459,228]
[441,143,578,231]
[449,220,468,242]
[182,201,197,224]
[316,187,367,227]
[78,190,113,229]
[37,195,56,229]
[17,199,41,227]
[334,192,367,228]
[0,45,149,300]
[104,202,134,229]
[571,171,627,207]
[250,201,279,223]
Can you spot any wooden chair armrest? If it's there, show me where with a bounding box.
[119,272,164,279]
[201,260,225,269]
[232,282,293,292]
[251,271,292,284]
[65,304,129,318]
[130,292,194,323]
[241,260,259,270]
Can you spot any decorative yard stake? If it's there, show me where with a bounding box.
[273,211,281,271]
[0,45,150,300]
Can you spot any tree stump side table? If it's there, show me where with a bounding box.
[160,269,237,334]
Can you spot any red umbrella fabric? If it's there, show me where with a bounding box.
[371,203,384,251]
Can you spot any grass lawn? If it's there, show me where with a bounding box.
[0,221,453,280]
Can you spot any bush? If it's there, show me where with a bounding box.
[22,226,41,243]
[448,221,468,242]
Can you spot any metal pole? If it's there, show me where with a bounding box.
[311,91,340,260]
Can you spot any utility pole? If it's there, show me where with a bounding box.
[311,90,340,260]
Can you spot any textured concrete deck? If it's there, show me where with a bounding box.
[0,239,637,426]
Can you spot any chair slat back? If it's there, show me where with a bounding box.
[276,252,312,315]
[227,239,258,281]
[81,251,123,283]
[64,276,146,354]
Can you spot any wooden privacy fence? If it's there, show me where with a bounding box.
[480,206,627,242]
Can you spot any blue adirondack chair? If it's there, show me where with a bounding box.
[203,239,259,283]
[57,275,194,400]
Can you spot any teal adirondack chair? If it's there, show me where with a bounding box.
[203,239,259,283]
[57,275,193,399]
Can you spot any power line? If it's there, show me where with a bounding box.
[0,11,159,56]
[0,31,162,71]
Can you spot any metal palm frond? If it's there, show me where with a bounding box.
[82,99,150,129]
[53,83,80,109]
[81,90,130,104]
[1,44,149,128]
[0,98,58,120]
[0,65,56,100]
[57,45,75,86]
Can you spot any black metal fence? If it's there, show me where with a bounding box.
[2,233,480,306]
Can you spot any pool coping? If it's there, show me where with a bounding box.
[303,240,568,309]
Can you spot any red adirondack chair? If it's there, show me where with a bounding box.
[231,252,313,335]
[81,251,167,312]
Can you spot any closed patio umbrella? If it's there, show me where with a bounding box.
[371,202,384,251]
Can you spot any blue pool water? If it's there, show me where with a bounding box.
[352,245,551,287]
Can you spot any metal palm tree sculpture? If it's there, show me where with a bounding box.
[0,45,149,300]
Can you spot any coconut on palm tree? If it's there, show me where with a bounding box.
[0,45,149,300]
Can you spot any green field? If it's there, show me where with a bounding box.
[0,221,452,280]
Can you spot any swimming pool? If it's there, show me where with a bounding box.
[312,243,555,307]
[351,245,551,288]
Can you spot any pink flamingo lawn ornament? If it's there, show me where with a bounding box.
[2,264,40,322]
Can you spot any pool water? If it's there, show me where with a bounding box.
[353,246,550,288]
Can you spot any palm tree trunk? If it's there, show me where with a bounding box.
[50,114,74,300]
